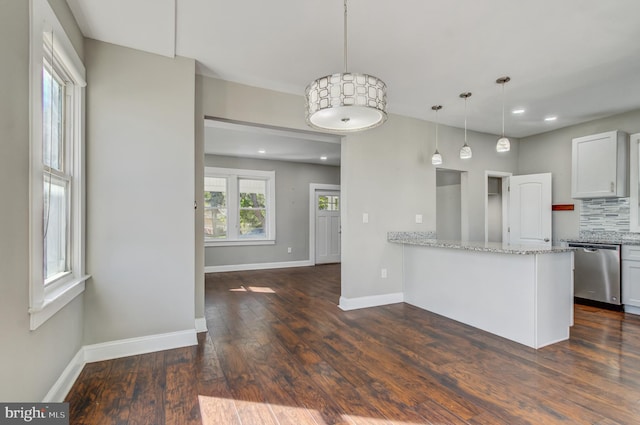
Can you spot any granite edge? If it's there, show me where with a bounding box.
[388,233,573,255]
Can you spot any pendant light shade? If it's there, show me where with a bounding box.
[496,136,510,153]
[496,76,511,152]
[431,105,443,166]
[305,0,387,132]
[459,92,472,159]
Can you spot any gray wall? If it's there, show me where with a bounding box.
[204,155,340,267]
[0,0,85,401]
[83,39,196,344]
[341,115,520,299]
[518,109,640,242]
[437,184,462,240]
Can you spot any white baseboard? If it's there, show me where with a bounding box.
[624,305,640,315]
[45,329,198,402]
[205,259,313,273]
[195,317,208,333]
[43,348,85,403]
[83,329,197,363]
[338,292,404,311]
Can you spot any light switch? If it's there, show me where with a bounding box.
[415,214,423,224]
[363,213,369,224]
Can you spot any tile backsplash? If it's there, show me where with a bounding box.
[580,198,630,232]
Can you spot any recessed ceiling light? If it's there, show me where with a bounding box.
[544,116,557,122]
[258,149,266,154]
[512,108,525,114]
[320,156,328,161]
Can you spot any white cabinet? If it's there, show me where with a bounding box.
[622,245,640,314]
[571,130,628,198]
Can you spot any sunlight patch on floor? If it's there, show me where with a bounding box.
[228,285,276,293]
[198,395,425,425]
[199,395,324,424]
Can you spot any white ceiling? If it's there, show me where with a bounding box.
[204,120,342,166]
[68,0,640,161]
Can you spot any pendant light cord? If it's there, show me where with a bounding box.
[464,97,468,142]
[343,0,348,73]
[501,82,505,137]
[435,109,439,149]
[431,105,442,150]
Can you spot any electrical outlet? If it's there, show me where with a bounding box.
[363,213,369,224]
[381,268,387,278]
[287,247,292,254]
[415,214,423,224]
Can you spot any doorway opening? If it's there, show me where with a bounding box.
[436,169,469,241]
[487,176,504,242]
[484,171,511,244]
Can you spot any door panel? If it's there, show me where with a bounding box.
[315,191,341,264]
[508,173,552,247]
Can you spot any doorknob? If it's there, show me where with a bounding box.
[544,238,550,242]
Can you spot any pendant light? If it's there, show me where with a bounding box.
[304,0,388,132]
[459,92,472,159]
[431,105,443,166]
[496,76,511,152]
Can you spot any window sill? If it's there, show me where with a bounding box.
[205,239,276,247]
[29,274,90,330]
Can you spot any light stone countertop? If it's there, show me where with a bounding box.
[561,231,640,246]
[388,232,574,255]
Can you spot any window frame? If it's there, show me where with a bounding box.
[29,0,88,330]
[204,167,276,247]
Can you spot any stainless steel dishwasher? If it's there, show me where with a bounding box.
[568,242,621,305]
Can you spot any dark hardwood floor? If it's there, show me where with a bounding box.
[66,264,640,424]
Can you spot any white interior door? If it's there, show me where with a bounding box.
[508,173,552,246]
[315,190,341,264]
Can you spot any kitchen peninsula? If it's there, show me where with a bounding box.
[389,232,575,349]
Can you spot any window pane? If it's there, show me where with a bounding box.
[204,177,227,238]
[239,179,267,238]
[43,175,68,280]
[42,65,64,172]
[239,179,266,208]
[239,209,266,238]
[318,195,328,211]
[318,195,339,211]
[331,196,340,211]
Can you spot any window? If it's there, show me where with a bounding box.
[204,167,275,246]
[43,49,71,283]
[318,195,339,211]
[29,0,88,330]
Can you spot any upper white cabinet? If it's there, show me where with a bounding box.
[571,130,629,198]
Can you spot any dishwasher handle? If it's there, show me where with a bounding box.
[567,243,620,251]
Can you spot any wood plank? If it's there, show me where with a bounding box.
[65,360,113,424]
[127,351,165,425]
[164,347,201,425]
[85,355,139,425]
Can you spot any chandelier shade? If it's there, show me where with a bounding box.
[305,72,387,132]
[305,0,387,132]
